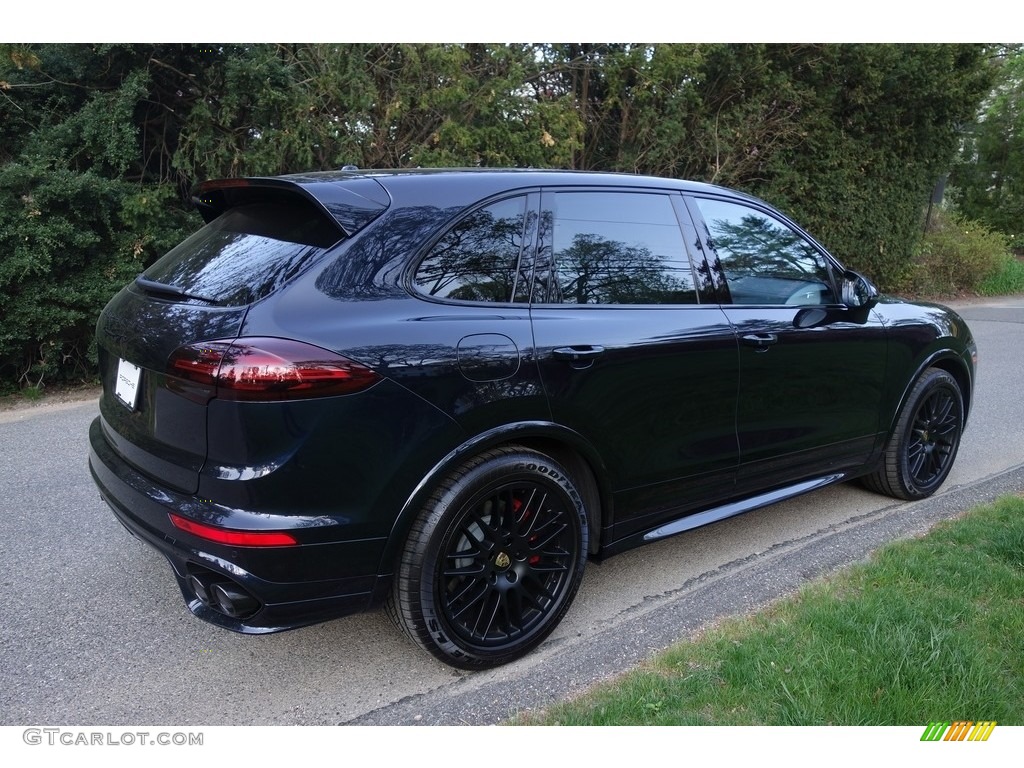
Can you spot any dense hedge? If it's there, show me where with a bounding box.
[0,44,994,390]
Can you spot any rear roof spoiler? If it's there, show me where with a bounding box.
[192,174,391,237]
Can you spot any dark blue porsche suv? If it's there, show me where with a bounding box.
[89,169,976,668]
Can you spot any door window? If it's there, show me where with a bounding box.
[693,198,836,306]
[535,191,697,305]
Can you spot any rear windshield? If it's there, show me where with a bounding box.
[142,200,342,306]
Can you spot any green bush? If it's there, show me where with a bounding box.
[903,210,1012,296]
[0,164,195,392]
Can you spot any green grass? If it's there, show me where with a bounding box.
[19,386,44,401]
[519,495,1024,726]
[979,254,1024,296]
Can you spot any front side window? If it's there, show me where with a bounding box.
[414,196,531,303]
[536,191,697,305]
[693,197,836,306]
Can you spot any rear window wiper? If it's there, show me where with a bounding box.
[134,276,221,305]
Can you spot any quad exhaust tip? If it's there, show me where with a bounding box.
[188,571,260,619]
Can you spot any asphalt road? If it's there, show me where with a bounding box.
[1,298,1022,726]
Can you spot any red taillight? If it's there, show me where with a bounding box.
[197,178,251,192]
[167,337,381,401]
[168,343,226,387]
[169,513,298,547]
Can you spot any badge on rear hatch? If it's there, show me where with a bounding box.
[115,358,142,410]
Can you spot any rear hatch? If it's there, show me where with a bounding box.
[95,174,390,494]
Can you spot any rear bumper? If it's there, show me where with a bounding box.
[88,416,387,633]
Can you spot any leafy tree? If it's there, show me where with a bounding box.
[951,47,1024,246]
[172,44,583,176]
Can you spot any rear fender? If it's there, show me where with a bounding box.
[375,421,612,579]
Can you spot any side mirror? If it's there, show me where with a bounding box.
[841,270,879,309]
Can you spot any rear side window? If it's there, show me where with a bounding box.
[535,191,697,305]
[413,196,532,303]
[142,200,342,307]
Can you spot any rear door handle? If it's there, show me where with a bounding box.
[741,333,778,351]
[552,345,605,362]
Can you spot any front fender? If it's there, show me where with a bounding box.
[874,298,976,437]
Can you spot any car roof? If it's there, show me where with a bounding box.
[280,167,720,190]
[202,168,767,237]
[276,167,742,202]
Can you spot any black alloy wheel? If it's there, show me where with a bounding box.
[905,383,961,490]
[388,447,589,669]
[862,368,964,500]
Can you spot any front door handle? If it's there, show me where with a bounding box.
[741,333,778,351]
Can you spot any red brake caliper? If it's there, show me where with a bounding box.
[514,496,542,566]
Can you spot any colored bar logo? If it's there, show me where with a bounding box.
[921,721,997,741]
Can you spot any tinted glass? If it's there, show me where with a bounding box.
[540,192,696,305]
[143,201,341,307]
[414,197,530,303]
[694,198,835,306]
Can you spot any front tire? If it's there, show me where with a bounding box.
[387,447,588,669]
[862,368,964,500]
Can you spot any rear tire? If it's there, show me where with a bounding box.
[387,446,588,669]
[862,368,963,500]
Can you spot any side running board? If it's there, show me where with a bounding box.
[642,474,846,543]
